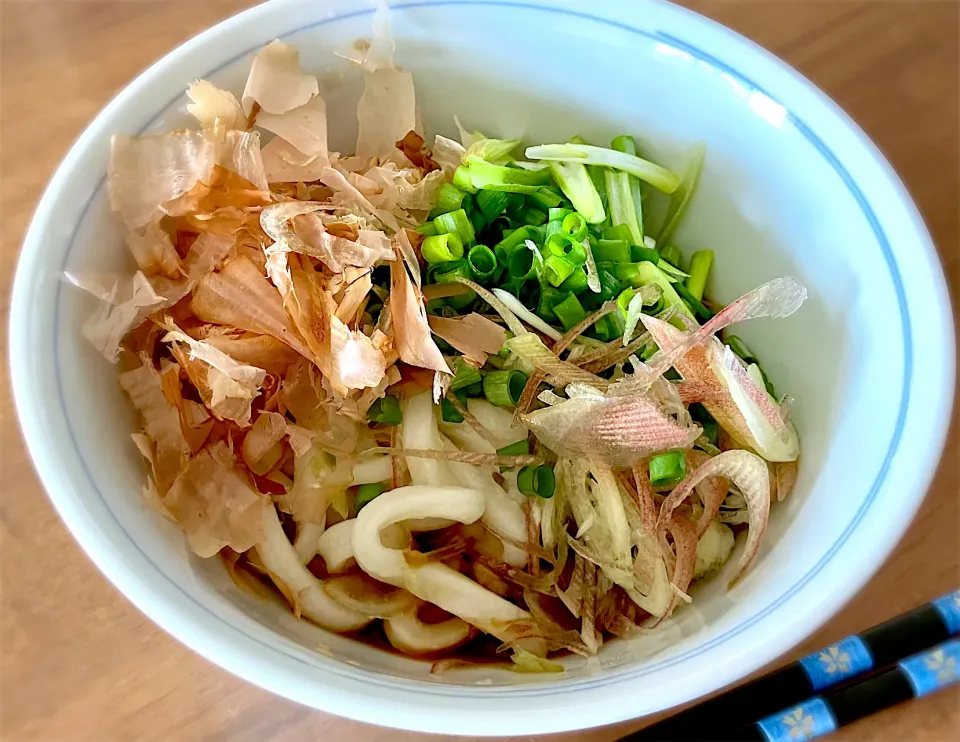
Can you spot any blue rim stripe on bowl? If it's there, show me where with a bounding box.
[51,1,912,697]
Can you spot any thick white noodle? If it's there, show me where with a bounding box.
[255,506,372,632]
[439,435,527,567]
[352,485,537,646]
[316,519,408,574]
[384,609,472,654]
[293,521,325,564]
[351,455,393,485]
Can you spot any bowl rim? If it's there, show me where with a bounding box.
[9,0,956,735]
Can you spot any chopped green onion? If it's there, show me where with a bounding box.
[461,155,552,193]
[430,183,467,218]
[507,243,538,281]
[552,292,587,330]
[529,187,565,210]
[517,465,556,499]
[656,143,705,246]
[673,280,715,321]
[431,260,475,309]
[610,135,645,244]
[593,269,623,303]
[537,285,565,320]
[463,380,484,397]
[440,397,464,423]
[367,395,403,425]
[434,208,476,246]
[355,482,388,511]
[592,311,626,342]
[592,239,632,264]
[560,211,589,241]
[648,449,687,488]
[544,254,577,287]
[545,233,587,265]
[623,261,696,321]
[416,221,440,237]
[659,244,684,270]
[467,244,497,282]
[630,244,660,263]
[549,207,573,223]
[449,356,483,391]
[526,143,681,194]
[453,165,478,194]
[617,287,636,315]
[476,189,510,220]
[686,249,714,301]
[421,233,464,264]
[547,160,606,224]
[495,225,540,256]
[603,224,633,243]
[558,265,589,295]
[483,369,528,407]
[465,136,521,163]
[520,206,548,226]
[497,440,530,457]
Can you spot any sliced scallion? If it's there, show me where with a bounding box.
[517,465,556,499]
[559,265,589,295]
[560,211,588,241]
[421,233,464,264]
[355,482,388,511]
[483,369,528,407]
[547,160,606,224]
[552,292,587,330]
[526,143,681,194]
[467,244,497,282]
[592,239,632,264]
[476,189,510,219]
[449,356,483,391]
[686,249,714,301]
[544,254,577,287]
[434,208,476,246]
[497,440,530,457]
[649,449,687,489]
[630,244,660,263]
[367,395,403,425]
[430,182,467,218]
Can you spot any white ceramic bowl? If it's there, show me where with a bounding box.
[10,0,955,735]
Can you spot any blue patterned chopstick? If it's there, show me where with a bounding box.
[624,589,960,741]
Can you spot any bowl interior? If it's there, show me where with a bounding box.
[19,0,942,730]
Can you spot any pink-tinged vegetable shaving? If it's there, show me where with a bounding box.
[428,313,507,366]
[642,315,797,461]
[523,387,701,468]
[685,449,731,538]
[637,277,806,387]
[657,450,770,587]
[774,459,799,502]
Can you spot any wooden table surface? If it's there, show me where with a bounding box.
[1,1,957,740]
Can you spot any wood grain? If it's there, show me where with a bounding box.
[1,1,957,740]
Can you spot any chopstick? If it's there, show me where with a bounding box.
[724,639,960,741]
[623,589,960,741]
